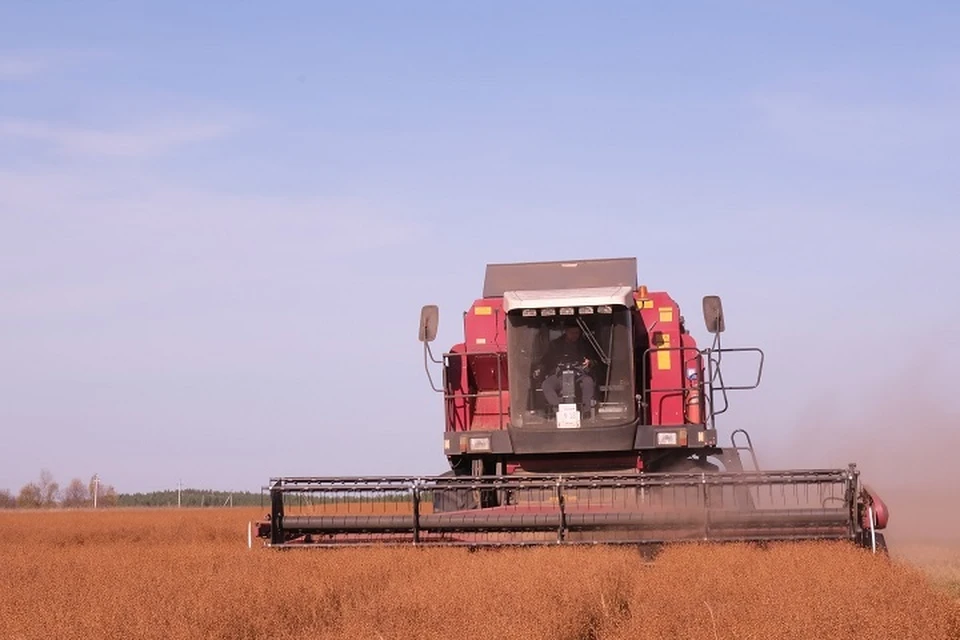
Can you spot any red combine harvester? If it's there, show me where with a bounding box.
[254,257,889,551]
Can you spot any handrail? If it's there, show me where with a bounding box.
[441,350,509,431]
[641,344,764,429]
[437,341,763,433]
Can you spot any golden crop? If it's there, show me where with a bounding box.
[1,508,957,640]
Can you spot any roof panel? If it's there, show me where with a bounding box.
[482,257,637,298]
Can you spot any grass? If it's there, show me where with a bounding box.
[1,508,958,639]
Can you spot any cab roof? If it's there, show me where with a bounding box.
[482,257,638,298]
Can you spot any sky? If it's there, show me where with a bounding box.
[1,2,958,495]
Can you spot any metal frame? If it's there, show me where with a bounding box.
[433,345,764,439]
[638,344,764,429]
[440,349,508,431]
[258,466,865,549]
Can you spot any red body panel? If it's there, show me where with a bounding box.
[635,290,700,426]
[862,485,889,530]
[445,299,511,433]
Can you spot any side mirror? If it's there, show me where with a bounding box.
[418,304,439,342]
[702,295,725,333]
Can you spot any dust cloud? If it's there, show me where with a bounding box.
[762,359,959,547]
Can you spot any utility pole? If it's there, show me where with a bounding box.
[93,474,99,509]
[178,479,182,508]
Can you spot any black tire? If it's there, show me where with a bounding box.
[648,453,755,511]
[431,469,478,513]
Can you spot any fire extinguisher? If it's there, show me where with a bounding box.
[684,367,702,424]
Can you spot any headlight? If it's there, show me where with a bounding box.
[468,436,491,452]
[656,432,678,446]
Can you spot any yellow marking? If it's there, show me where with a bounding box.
[657,333,672,370]
[659,307,674,323]
[636,299,654,309]
[474,306,492,315]
[476,338,487,344]
[658,351,672,370]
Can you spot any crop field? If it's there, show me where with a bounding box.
[1,508,958,640]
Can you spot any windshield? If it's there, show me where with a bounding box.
[507,308,635,428]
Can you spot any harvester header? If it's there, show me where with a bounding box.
[254,256,890,552]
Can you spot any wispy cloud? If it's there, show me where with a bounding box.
[749,90,960,155]
[0,167,424,317]
[0,118,239,157]
[0,49,107,79]
[0,54,51,78]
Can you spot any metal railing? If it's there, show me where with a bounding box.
[432,340,763,434]
[260,467,860,548]
[440,350,508,431]
[640,344,764,429]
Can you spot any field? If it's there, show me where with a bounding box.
[1,508,959,639]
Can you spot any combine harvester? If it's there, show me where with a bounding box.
[253,257,889,552]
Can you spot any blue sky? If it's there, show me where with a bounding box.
[1,2,957,494]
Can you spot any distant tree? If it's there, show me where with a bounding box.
[100,485,118,507]
[17,483,41,508]
[0,489,16,509]
[62,478,90,508]
[37,469,60,507]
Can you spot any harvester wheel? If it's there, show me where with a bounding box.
[431,470,478,513]
[645,453,756,511]
[639,457,714,509]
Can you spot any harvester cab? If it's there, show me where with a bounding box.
[255,257,890,553]
[418,257,759,478]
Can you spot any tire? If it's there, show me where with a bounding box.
[431,469,478,513]
[650,454,754,511]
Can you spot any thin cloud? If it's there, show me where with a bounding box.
[0,118,238,157]
[0,49,108,79]
[0,168,424,317]
[749,91,960,154]
[0,54,51,78]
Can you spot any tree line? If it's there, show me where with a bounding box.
[0,469,116,509]
[118,489,264,508]
[0,469,264,509]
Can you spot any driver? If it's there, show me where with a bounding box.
[535,321,596,410]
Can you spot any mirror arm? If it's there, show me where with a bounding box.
[423,343,443,393]
[425,341,443,365]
